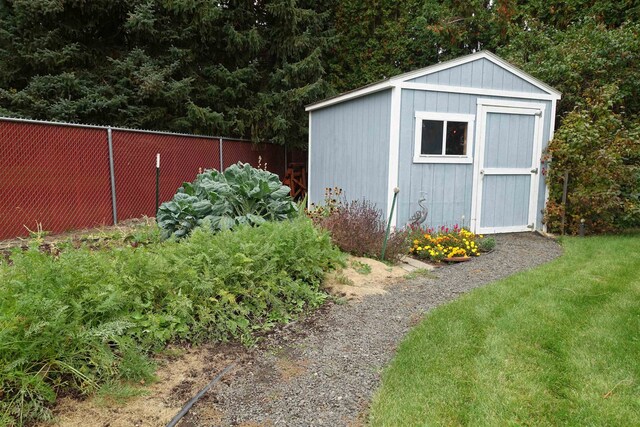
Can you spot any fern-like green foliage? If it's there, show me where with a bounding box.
[157,162,298,239]
[0,217,342,425]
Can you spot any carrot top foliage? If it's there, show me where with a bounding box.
[0,217,342,426]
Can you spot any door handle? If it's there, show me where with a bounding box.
[480,169,484,175]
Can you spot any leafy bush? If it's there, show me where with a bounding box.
[0,217,341,425]
[409,225,484,262]
[157,162,298,238]
[543,86,640,234]
[312,197,409,263]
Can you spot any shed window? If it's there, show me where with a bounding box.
[414,112,475,164]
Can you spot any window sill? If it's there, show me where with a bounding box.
[413,155,473,164]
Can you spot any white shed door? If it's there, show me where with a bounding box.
[472,101,544,234]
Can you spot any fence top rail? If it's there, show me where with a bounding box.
[0,116,252,142]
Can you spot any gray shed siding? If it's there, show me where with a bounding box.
[407,58,548,95]
[397,89,552,229]
[309,90,391,213]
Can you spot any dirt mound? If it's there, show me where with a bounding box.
[323,255,408,300]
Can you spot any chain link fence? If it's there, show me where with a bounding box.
[0,117,304,240]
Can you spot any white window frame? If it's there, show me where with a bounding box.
[413,112,475,164]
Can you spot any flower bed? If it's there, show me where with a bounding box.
[409,225,488,262]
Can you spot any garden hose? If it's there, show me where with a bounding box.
[166,362,237,427]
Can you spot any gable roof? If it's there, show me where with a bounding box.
[306,50,561,112]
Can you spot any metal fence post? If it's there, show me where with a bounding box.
[107,127,118,224]
[219,137,224,170]
[284,148,288,177]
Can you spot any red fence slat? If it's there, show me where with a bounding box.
[112,131,220,220]
[222,140,286,179]
[0,121,112,238]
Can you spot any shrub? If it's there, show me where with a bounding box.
[543,87,640,234]
[409,225,484,262]
[0,217,341,425]
[314,197,409,263]
[157,162,298,238]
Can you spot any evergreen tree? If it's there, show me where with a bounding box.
[329,0,432,91]
[0,0,333,145]
[256,0,335,145]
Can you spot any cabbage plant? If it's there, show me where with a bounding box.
[157,162,297,238]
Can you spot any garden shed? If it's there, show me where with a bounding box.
[306,51,561,234]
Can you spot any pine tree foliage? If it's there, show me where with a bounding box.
[0,0,334,146]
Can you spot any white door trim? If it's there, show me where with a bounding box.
[471,100,546,234]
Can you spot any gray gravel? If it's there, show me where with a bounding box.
[187,233,562,426]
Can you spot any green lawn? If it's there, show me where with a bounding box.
[369,235,640,426]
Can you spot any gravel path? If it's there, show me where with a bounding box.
[186,233,562,426]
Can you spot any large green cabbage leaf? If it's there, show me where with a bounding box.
[157,163,298,238]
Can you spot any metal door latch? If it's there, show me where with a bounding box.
[531,168,538,174]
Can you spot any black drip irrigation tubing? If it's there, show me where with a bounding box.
[166,362,237,427]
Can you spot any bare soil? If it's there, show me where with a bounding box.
[43,344,243,427]
[322,256,408,300]
[0,218,152,251]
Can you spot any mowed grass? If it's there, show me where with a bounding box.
[370,235,640,426]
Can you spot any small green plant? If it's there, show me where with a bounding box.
[334,273,355,286]
[123,219,162,247]
[351,260,372,275]
[23,222,49,244]
[478,236,496,252]
[95,381,150,406]
[157,162,297,238]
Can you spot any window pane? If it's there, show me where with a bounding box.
[421,120,443,155]
[445,121,467,155]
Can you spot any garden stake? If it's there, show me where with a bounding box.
[579,218,585,237]
[155,153,160,216]
[381,187,400,261]
[561,171,569,235]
